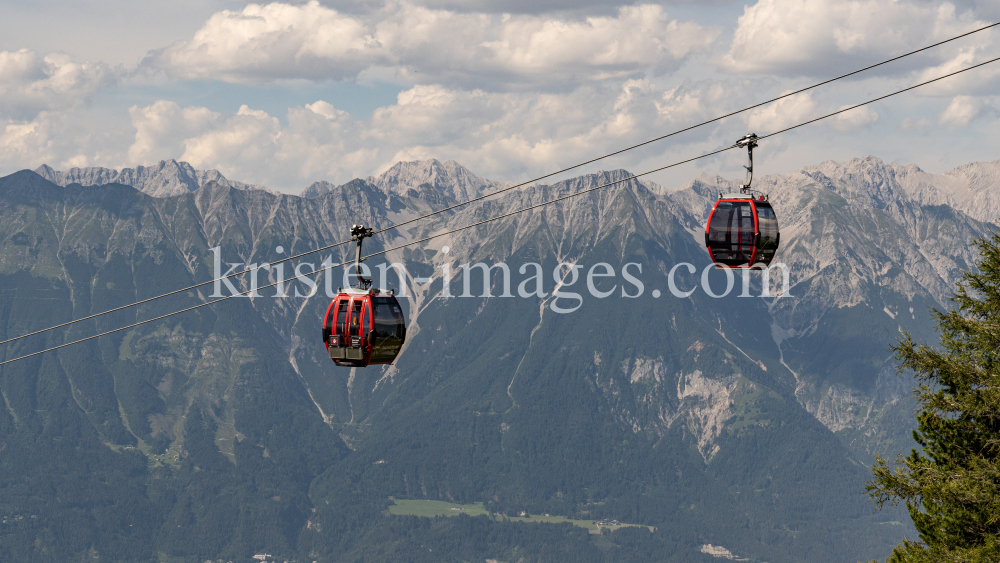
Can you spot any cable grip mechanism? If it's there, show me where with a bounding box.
[736,133,765,199]
[350,224,374,289]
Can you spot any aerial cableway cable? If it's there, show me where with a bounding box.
[0,21,996,349]
[2,53,999,367]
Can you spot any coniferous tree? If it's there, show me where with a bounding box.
[867,232,1000,563]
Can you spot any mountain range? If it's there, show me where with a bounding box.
[0,154,996,562]
[38,156,1000,226]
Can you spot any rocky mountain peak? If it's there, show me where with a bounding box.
[369,158,508,202]
[301,180,339,199]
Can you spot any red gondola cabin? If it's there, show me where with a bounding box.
[322,288,406,367]
[704,194,780,268]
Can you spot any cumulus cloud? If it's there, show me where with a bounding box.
[0,110,129,173]
[181,106,284,171]
[128,101,219,164]
[128,101,286,179]
[145,2,382,83]
[745,92,885,135]
[145,1,718,89]
[0,115,58,170]
[939,94,992,126]
[745,92,818,131]
[721,0,990,77]
[912,47,1000,97]
[0,49,117,120]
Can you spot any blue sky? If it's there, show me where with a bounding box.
[1,0,998,192]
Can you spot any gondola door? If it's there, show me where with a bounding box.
[346,297,365,362]
[368,296,406,364]
[707,199,757,267]
[325,297,349,361]
[753,201,779,267]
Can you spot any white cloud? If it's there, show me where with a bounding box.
[145,1,718,89]
[180,106,283,172]
[122,98,372,187]
[128,100,286,180]
[0,49,117,120]
[128,101,220,165]
[745,92,818,132]
[939,94,992,126]
[746,94,884,135]
[145,2,382,83]
[721,0,989,76]
[0,107,138,174]
[0,115,58,170]
[830,105,879,132]
[912,47,1000,97]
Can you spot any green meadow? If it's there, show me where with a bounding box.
[387,498,654,534]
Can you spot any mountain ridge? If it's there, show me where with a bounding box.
[300,157,512,202]
[34,159,272,198]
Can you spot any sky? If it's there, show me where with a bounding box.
[1,0,999,193]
